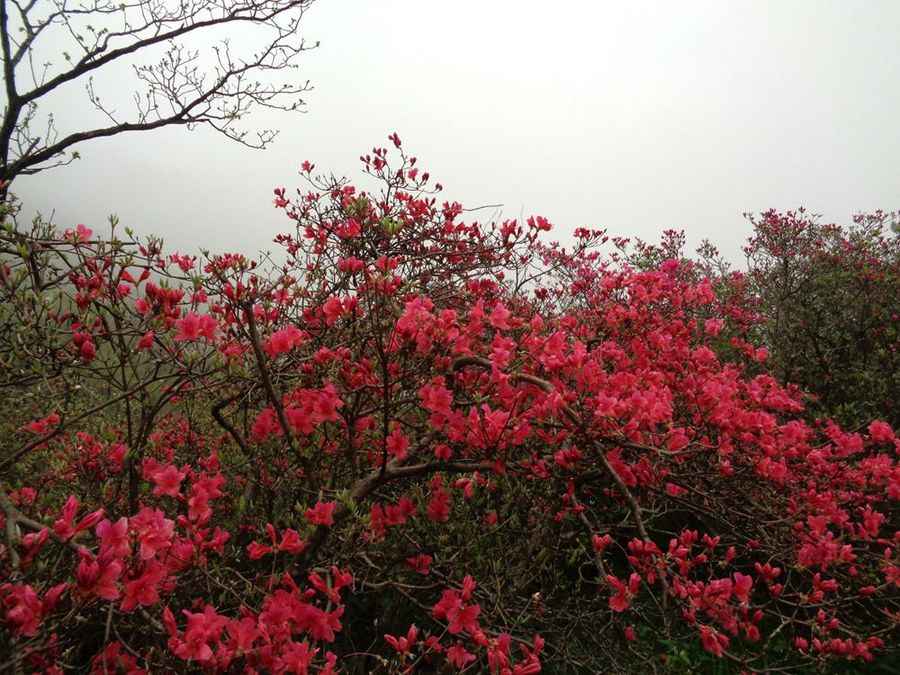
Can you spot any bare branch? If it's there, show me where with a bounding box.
[1,0,317,190]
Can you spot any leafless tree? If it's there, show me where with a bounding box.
[0,0,316,197]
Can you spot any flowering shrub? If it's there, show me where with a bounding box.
[743,208,899,427]
[612,211,900,428]
[0,138,897,672]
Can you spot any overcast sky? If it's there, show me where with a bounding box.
[11,0,900,264]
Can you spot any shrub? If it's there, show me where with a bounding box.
[1,140,897,672]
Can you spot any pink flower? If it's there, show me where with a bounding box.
[76,549,122,600]
[2,585,42,636]
[174,312,219,342]
[264,325,305,357]
[96,517,131,557]
[64,224,94,242]
[53,495,104,540]
[131,508,175,560]
[490,302,511,329]
[148,463,187,498]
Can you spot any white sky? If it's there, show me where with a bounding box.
[11,0,900,264]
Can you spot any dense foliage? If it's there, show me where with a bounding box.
[743,209,899,428]
[1,139,898,673]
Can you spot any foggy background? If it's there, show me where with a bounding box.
[10,0,900,264]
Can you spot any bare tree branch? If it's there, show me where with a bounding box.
[1,0,317,193]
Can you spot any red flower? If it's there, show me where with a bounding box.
[446,642,476,669]
[385,624,418,654]
[405,554,433,575]
[2,585,42,636]
[433,587,481,635]
[699,625,729,658]
[606,573,641,612]
[279,528,307,554]
[868,420,894,444]
[264,325,305,357]
[173,605,227,663]
[224,616,260,655]
[298,604,344,642]
[305,501,336,526]
[386,426,409,459]
[24,414,59,435]
[428,478,451,522]
[72,331,97,362]
[247,541,273,560]
[732,572,753,603]
[280,640,319,672]
[526,215,552,232]
[591,533,612,553]
[120,562,165,612]
[323,296,344,325]
[248,525,306,559]
[137,330,155,351]
[94,517,131,557]
[187,472,226,522]
[63,224,94,241]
